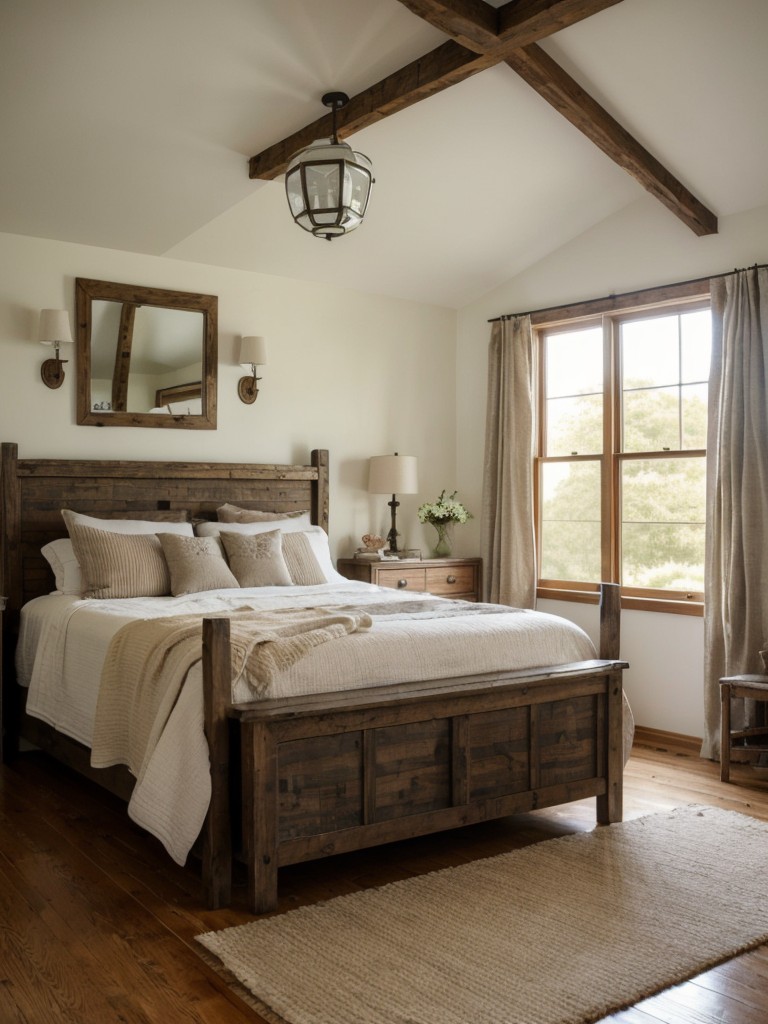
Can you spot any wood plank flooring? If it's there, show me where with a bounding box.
[1,735,767,1024]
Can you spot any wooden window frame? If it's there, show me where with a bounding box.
[533,283,710,617]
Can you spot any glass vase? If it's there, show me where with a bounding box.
[431,521,453,558]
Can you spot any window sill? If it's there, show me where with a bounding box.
[536,586,704,617]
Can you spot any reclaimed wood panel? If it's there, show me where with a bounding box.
[538,694,599,787]
[469,706,530,799]
[373,719,452,821]
[277,731,363,841]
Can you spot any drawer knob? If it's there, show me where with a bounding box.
[397,578,408,588]
[446,575,457,584]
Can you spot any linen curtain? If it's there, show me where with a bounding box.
[702,266,768,760]
[480,316,536,608]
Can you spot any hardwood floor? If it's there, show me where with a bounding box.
[1,736,767,1024]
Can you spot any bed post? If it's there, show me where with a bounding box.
[599,582,621,660]
[1,442,20,763]
[201,617,232,908]
[597,582,623,824]
[311,449,329,533]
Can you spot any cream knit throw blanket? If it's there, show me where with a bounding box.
[91,607,372,777]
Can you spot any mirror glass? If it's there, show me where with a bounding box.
[76,278,217,428]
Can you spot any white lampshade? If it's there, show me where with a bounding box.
[238,336,267,368]
[368,454,419,495]
[38,309,73,346]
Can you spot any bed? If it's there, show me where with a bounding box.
[0,442,628,912]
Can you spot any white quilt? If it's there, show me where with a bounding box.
[17,581,597,864]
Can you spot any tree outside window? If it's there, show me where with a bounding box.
[536,302,710,613]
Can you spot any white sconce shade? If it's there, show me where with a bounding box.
[238,335,267,368]
[38,308,74,345]
[38,308,73,389]
[368,453,419,554]
[237,335,267,404]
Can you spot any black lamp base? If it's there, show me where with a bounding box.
[387,495,401,553]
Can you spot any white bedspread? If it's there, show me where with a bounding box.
[17,581,597,864]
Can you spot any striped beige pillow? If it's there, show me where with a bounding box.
[216,503,311,524]
[281,531,326,586]
[67,523,171,599]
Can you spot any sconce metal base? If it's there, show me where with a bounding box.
[237,374,260,404]
[41,358,66,389]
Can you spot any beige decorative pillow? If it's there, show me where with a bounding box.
[220,529,293,588]
[66,523,171,599]
[281,531,326,586]
[217,503,311,525]
[158,533,239,596]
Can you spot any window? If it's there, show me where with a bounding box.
[535,293,711,614]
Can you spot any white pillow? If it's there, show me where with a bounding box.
[196,520,343,583]
[62,509,194,537]
[196,519,310,537]
[41,538,82,595]
[301,526,346,583]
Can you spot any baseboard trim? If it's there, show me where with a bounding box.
[632,726,702,755]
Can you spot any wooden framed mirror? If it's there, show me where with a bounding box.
[75,278,217,429]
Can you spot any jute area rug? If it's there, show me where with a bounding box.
[197,806,768,1024]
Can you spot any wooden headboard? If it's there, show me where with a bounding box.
[0,442,329,625]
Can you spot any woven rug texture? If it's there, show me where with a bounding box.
[197,805,768,1024]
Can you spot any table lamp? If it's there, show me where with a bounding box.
[368,452,418,554]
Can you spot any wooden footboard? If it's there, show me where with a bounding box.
[202,592,627,913]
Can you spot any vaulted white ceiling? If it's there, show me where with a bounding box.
[1,0,766,308]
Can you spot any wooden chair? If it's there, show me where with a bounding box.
[719,674,768,782]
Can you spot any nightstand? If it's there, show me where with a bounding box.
[336,557,482,602]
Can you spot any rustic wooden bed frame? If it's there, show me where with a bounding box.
[0,442,627,913]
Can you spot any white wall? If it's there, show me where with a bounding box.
[7,192,765,741]
[0,232,458,561]
[455,194,768,740]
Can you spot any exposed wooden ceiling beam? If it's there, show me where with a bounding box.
[498,0,626,49]
[250,0,619,180]
[392,0,500,52]
[248,0,717,237]
[395,0,625,54]
[249,42,497,181]
[505,44,718,236]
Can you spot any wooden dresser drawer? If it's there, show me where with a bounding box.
[426,564,476,598]
[375,567,427,592]
[336,558,482,602]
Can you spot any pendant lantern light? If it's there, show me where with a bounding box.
[285,92,374,241]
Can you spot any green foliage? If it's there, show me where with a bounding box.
[541,381,707,589]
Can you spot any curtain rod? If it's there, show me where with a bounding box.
[487,262,768,323]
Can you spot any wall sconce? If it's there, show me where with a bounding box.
[368,452,419,554]
[237,335,267,404]
[38,309,73,389]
